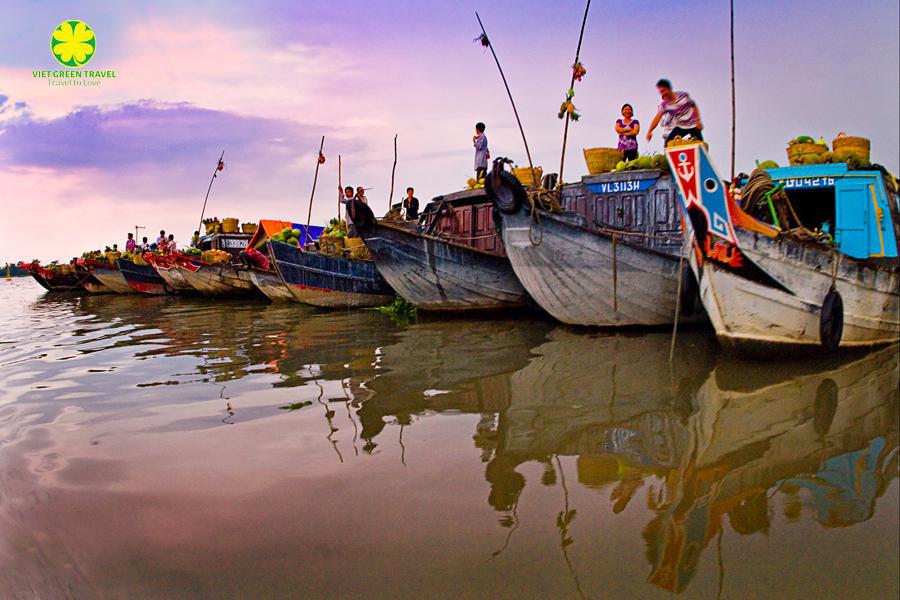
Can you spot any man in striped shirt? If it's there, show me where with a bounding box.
[646,79,703,145]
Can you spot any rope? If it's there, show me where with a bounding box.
[526,188,561,247]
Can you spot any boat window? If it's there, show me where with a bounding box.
[781,188,836,234]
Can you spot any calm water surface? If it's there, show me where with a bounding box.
[1,279,897,599]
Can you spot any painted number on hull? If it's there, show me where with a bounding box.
[781,177,836,190]
[588,180,653,194]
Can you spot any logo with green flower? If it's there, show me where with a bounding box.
[51,20,95,68]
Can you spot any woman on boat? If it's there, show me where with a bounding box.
[615,104,640,161]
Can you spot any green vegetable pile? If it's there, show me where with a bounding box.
[272,227,304,246]
[323,218,347,239]
[373,295,417,325]
[614,154,668,172]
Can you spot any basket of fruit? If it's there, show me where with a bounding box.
[832,133,870,163]
[786,136,828,166]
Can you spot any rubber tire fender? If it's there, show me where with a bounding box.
[819,288,844,350]
[485,169,528,215]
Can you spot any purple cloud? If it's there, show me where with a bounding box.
[0,100,329,170]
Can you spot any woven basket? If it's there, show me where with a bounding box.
[204,221,220,235]
[241,223,258,234]
[345,237,370,260]
[832,134,870,162]
[222,218,239,233]
[786,142,827,166]
[583,148,622,175]
[511,166,543,187]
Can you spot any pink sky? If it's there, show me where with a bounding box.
[1,0,898,262]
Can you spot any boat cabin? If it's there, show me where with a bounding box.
[417,189,504,255]
[560,169,682,252]
[746,164,899,260]
[198,232,253,259]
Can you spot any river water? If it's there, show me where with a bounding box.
[1,278,897,599]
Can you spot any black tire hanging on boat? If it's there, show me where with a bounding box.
[819,288,844,350]
[485,169,528,215]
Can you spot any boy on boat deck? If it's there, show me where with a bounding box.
[473,122,489,181]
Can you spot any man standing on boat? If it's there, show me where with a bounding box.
[474,122,489,181]
[402,187,419,220]
[125,233,136,253]
[645,79,703,145]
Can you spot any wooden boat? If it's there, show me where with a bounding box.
[19,262,84,292]
[144,253,195,293]
[75,258,135,293]
[117,257,174,295]
[172,232,262,298]
[243,219,324,302]
[487,164,702,326]
[173,253,259,297]
[665,142,899,352]
[268,239,393,308]
[246,263,295,302]
[347,191,528,311]
[76,263,114,294]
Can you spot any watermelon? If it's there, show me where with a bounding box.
[291,228,302,238]
[281,227,292,236]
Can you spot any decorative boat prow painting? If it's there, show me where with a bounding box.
[665,142,899,353]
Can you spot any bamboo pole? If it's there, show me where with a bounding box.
[669,253,685,363]
[197,150,225,234]
[558,0,591,188]
[474,12,536,182]
[729,0,736,182]
[306,136,326,242]
[338,155,343,224]
[389,134,398,214]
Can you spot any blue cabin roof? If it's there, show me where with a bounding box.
[752,164,898,260]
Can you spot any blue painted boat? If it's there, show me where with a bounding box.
[665,143,899,352]
[268,239,394,308]
[117,258,174,295]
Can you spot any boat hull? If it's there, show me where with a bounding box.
[89,266,135,293]
[24,267,82,292]
[693,229,900,352]
[116,259,173,295]
[269,240,393,308]
[498,206,699,326]
[176,261,260,297]
[247,267,295,302]
[357,222,527,311]
[145,255,196,292]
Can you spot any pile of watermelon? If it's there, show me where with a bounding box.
[272,227,304,246]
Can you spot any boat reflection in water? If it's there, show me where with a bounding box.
[3,283,897,598]
[473,331,898,595]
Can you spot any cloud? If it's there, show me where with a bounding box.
[0,99,318,170]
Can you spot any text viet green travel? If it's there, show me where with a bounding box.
[33,70,116,78]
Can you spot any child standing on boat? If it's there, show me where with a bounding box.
[473,122,489,181]
[646,79,703,145]
[615,104,640,161]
